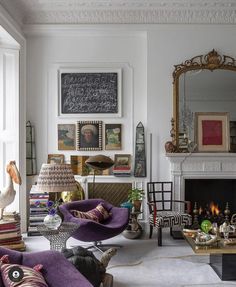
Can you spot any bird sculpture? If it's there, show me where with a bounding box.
[0,161,22,220]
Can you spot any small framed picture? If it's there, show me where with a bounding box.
[48,154,64,164]
[77,121,102,151]
[195,112,230,152]
[114,154,131,170]
[58,124,76,150]
[70,155,89,175]
[105,124,122,150]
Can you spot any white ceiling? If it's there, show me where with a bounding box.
[1,0,236,26]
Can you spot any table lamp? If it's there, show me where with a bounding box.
[35,163,78,229]
[85,155,114,196]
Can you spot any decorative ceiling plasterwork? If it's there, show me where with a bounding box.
[1,0,236,25]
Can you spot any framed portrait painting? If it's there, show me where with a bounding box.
[77,121,102,151]
[58,68,122,118]
[105,124,122,150]
[195,112,230,152]
[58,124,76,150]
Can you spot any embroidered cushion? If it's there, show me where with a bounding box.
[71,203,111,222]
[0,255,48,287]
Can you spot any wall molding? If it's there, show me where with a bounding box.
[2,0,236,25]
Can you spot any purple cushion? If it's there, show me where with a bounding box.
[71,203,111,222]
[0,255,48,287]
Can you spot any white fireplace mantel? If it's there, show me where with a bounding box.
[166,153,236,202]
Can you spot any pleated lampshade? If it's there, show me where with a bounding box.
[35,164,77,193]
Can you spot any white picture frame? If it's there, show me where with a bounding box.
[58,67,122,118]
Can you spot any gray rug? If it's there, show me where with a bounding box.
[24,229,236,287]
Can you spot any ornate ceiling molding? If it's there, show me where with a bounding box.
[1,0,236,25]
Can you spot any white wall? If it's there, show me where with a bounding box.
[26,29,147,173]
[26,24,236,185]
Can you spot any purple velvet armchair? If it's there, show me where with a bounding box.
[59,199,129,244]
[0,247,93,287]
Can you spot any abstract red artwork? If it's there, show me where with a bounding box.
[202,120,222,145]
[195,112,229,152]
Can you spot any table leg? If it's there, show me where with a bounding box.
[210,253,236,280]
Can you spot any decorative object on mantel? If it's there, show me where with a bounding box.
[26,121,37,175]
[195,112,230,152]
[134,122,146,177]
[165,118,177,153]
[165,141,176,153]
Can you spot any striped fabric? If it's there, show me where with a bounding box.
[71,202,111,222]
[149,211,192,228]
[0,255,48,287]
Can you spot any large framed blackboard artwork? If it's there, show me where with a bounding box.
[59,68,122,117]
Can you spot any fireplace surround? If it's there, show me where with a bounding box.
[166,153,236,216]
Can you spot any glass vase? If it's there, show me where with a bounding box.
[44,214,62,230]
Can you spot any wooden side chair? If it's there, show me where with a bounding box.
[147,181,192,246]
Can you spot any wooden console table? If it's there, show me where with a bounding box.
[184,234,236,280]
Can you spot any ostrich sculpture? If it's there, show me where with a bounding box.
[0,161,22,220]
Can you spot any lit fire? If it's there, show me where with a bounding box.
[199,206,203,215]
[198,202,220,215]
[210,202,220,215]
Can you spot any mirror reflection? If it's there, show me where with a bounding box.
[179,69,236,142]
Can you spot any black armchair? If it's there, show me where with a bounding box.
[147,182,192,246]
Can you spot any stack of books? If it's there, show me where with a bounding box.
[28,185,49,236]
[113,166,132,176]
[0,212,25,251]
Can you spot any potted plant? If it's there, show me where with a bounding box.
[127,188,144,212]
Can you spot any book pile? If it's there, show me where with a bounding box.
[0,212,25,251]
[113,166,132,176]
[28,185,49,236]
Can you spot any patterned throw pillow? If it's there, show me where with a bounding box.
[0,255,48,287]
[71,203,111,222]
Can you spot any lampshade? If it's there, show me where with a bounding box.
[85,155,114,171]
[35,164,77,193]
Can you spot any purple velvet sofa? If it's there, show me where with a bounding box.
[0,247,93,287]
[59,199,129,242]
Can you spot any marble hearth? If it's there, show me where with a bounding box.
[166,153,236,209]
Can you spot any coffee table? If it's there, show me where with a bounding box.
[184,233,236,280]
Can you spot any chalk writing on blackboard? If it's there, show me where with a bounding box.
[61,72,118,114]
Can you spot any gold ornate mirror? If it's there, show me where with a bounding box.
[173,49,236,152]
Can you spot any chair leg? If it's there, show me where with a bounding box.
[149,225,153,239]
[157,227,162,246]
[170,227,173,236]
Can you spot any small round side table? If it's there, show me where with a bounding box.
[37,222,78,251]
